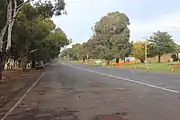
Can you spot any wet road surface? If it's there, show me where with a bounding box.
[2,61,180,120]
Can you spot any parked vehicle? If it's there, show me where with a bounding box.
[35,61,44,70]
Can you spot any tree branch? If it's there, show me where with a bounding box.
[5,0,8,6]
[0,22,8,37]
[7,0,31,15]
[14,0,31,18]
[13,0,17,17]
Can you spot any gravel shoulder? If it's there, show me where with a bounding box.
[0,70,43,118]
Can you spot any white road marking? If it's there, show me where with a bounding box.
[65,64,180,94]
[1,72,45,120]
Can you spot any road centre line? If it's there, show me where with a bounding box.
[66,64,180,94]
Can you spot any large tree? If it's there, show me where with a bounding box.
[72,43,83,60]
[148,31,176,62]
[11,4,69,68]
[0,0,66,71]
[1,0,65,51]
[0,0,66,79]
[83,36,102,59]
[175,44,180,60]
[61,48,73,59]
[93,12,131,64]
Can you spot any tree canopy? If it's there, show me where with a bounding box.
[61,12,179,64]
[62,12,132,64]
[148,31,176,62]
[133,41,145,63]
[0,0,67,79]
[94,12,131,61]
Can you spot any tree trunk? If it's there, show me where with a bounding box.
[6,21,15,51]
[0,26,8,51]
[0,1,12,80]
[140,59,145,63]
[22,57,28,71]
[6,0,14,51]
[177,52,179,61]
[107,60,110,65]
[0,52,3,80]
[86,54,89,60]
[0,21,8,54]
[0,45,5,80]
[83,57,85,63]
[13,59,16,69]
[116,57,119,63]
[23,39,29,71]
[31,60,36,68]
[158,54,161,63]
[6,0,26,51]
[2,52,6,71]
[2,36,7,71]
[0,23,9,80]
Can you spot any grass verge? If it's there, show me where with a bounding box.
[68,59,180,74]
[122,62,180,74]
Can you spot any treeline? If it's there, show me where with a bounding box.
[62,12,132,64]
[133,31,179,63]
[61,12,179,64]
[0,0,70,74]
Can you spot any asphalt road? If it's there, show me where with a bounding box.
[3,61,180,120]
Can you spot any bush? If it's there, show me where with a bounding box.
[171,54,178,61]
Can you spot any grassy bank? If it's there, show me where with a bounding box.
[122,62,180,73]
[68,59,180,74]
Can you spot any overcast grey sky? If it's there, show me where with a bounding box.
[52,0,180,46]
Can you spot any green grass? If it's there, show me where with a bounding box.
[68,59,180,74]
[122,62,180,74]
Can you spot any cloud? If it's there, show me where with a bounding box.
[52,0,180,46]
[52,0,125,44]
[130,12,180,44]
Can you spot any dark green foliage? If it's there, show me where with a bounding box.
[89,12,131,60]
[148,31,176,62]
[171,54,178,61]
[5,3,69,65]
[63,12,131,62]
